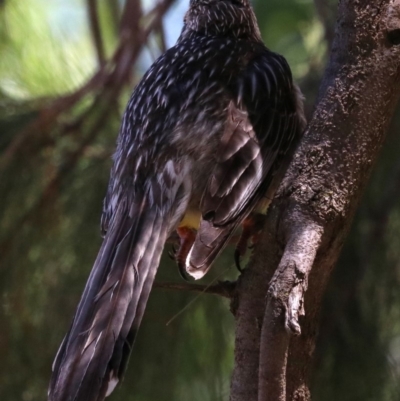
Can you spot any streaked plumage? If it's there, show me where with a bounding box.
[48,0,306,400]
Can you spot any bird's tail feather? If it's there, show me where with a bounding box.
[185,218,239,280]
[48,192,172,401]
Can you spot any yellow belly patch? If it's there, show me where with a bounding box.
[178,209,202,229]
[178,197,271,230]
[255,197,272,215]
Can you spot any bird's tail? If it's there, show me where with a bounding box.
[48,186,181,401]
[184,218,237,280]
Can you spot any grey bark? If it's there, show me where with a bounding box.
[230,1,400,400]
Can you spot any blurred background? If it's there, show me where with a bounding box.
[1,0,400,400]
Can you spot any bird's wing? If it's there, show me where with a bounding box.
[49,158,191,401]
[186,51,305,279]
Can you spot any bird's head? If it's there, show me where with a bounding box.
[181,0,262,41]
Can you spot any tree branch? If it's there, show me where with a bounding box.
[230,1,400,400]
[258,211,322,401]
[87,0,105,67]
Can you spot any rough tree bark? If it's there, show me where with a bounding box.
[230,1,400,400]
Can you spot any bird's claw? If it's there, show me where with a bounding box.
[234,249,243,272]
[177,262,191,281]
[168,245,177,260]
[233,215,266,273]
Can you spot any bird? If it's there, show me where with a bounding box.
[48,0,306,400]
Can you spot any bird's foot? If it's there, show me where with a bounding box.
[170,227,196,281]
[234,214,265,272]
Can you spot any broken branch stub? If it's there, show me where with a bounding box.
[267,209,323,336]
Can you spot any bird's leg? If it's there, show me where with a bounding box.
[234,214,266,271]
[171,227,196,281]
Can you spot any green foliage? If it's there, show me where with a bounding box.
[0,0,94,98]
[254,0,326,79]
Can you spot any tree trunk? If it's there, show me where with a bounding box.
[230,1,400,400]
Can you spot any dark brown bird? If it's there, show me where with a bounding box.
[48,0,306,400]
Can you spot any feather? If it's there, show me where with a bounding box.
[49,162,190,401]
[186,51,304,279]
